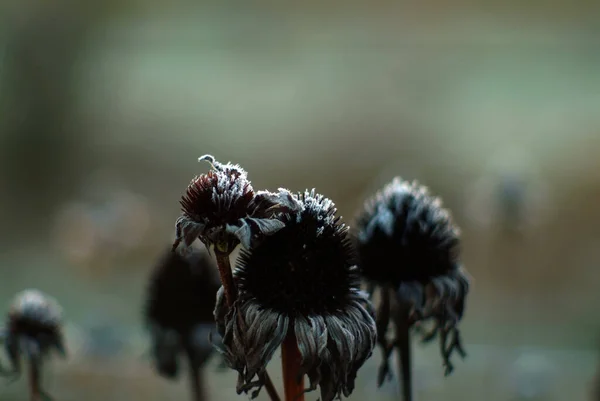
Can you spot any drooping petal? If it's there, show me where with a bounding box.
[212,289,245,375]
[397,281,425,313]
[213,287,227,337]
[251,188,303,217]
[341,298,377,393]
[173,215,206,250]
[214,291,290,398]
[227,221,251,249]
[323,314,356,397]
[229,217,286,250]
[247,217,286,236]
[294,314,328,383]
[288,292,377,401]
[188,323,215,366]
[240,302,288,380]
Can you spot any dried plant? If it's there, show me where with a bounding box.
[0,289,66,401]
[145,246,220,401]
[355,178,470,401]
[172,155,303,401]
[214,189,377,401]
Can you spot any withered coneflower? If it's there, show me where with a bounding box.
[173,155,300,401]
[0,289,66,401]
[144,246,220,401]
[214,189,377,401]
[173,155,300,256]
[355,178,470,401]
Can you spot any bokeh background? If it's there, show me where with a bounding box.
[1,1,600,400]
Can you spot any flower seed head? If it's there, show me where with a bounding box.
[215,189,377,401]
[236,190,357,315]
[355,178,470,380]
[145,246,220,378]
[174,155,301,254]
[355,178,461,286]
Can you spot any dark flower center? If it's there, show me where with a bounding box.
[356,180,460,287]
[236,201,359,316]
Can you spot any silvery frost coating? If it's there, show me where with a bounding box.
[355,178,470,380]
[214,190,377,401]
[144,247,220,379]
[0,289,66,396]
[173,155,302,254]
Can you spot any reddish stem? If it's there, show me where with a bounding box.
[214,250,281,401]
[281,328,305,401]
[215,251,237,307]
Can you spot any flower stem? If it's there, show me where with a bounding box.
[214,250,281,401]
[28,361,41,401]
[395,304,413,401]
[281,328,304,401]
[214,251,237,307]
[187,359,204,401]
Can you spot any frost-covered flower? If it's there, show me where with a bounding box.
[355,178,470,381]
[214,190,377,401]
[173,155,301,255]
[144,246,220,379]
[0,289,66,399]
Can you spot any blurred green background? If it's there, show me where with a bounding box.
[1,1,600,400]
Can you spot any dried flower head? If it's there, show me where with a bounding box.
[144,246,220,379]
[173,155,301,255]
[355,178,470,382]
[0,289,66,399]
[214,189,377,401]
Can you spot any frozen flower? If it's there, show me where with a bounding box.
[173,155,301,255]
[214,189,377,401]
[355,178,470,385]
[0,289,66,400]
[144,246,220,379]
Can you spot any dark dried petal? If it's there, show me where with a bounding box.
[396,281,426,320]
[251,188,304,216]
[294,315,328,380]
[344,295,378,384]
[228,217,286,250]
[240,302,289,381]
[150,326,181,378]
[290,292,377,401]
[173,216,206,251]
[188,324,215,366]
[214,291,288,398]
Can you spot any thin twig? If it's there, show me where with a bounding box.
[214,250,281,401]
